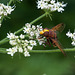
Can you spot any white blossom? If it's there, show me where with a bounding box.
[9,40,17,46]
[6,47,17,56]
[20,34,25,39]
[32,25,36,30]
[30,31,34,36]
[29,40,37,46]
[0,3,14,27]
[50,0,55,4]
[25,40,29,43]
[25,23,31,28]
[73,32,75,40]
[24,51,30,57]
[37,0,67,13]
[7,23,46,57]
[66,30,75,46]
[7,33,16,39]
[27,46,33,50]
[23,27,31,33]
[71,41,75,46]
[66,30,73,38]
[18,47,23,53]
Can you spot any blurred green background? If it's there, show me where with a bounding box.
[0,0,75,75]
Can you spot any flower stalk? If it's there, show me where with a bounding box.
[8,0,13,6]
[0,13,47,45]
[0,48,75,54]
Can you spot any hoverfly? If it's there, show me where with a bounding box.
[39,23,66,56]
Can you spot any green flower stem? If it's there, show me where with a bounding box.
[0,48,75,54]
[8,0,13,6]
[29,48,75,53]
[0,13,47,45]
[15,13,47,34]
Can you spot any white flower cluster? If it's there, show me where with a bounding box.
[37,0,67,13]
[66,30,75,46]
[6,23,45,57]
[23,23,45,45]
[0,3,14,27]
[7,33,37,57]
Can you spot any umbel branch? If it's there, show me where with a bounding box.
[0,48,75,54]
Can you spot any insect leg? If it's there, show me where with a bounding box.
[46,38,51,47]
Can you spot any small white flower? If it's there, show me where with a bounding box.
[20,34,25,39]
[30,40,37,46]
[27,46,33,50]
[57,7,64,13]
[6,47,17,56]
[25,40,29,43]
[37,0,48,9]
[30,31,34,36]
[17,39,21,43]
[50,0,55,4]
[71,41,75,46]
[23,43,28,46]
[6,6,14,14]
[24,51,30,57]
[66,30,73,38]
[25,23,31,28]
[24,48,27,51]
[32,25,36,30]
[7,33,16,39]
[23,27,31,33]
[18,47,23,53]
[66,30,75,46]
[9,40,17,46]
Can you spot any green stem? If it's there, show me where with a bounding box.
[8,0,13,6]
[0,48,75,54]
[0,13,47,45]
[29,48,75,53]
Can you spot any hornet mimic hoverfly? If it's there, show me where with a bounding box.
[39,23,66,56]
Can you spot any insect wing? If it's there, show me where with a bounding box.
[51,38,66,56]
[52,23,65,32]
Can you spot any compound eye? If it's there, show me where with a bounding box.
[40,30,44,35]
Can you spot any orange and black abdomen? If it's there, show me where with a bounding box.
[49,29,57,39]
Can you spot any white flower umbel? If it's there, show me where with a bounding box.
[7,23,46,57]
[37,0,67,13]
[7,32,34,57]
[66,30,75,46]
[0,3,14,27]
